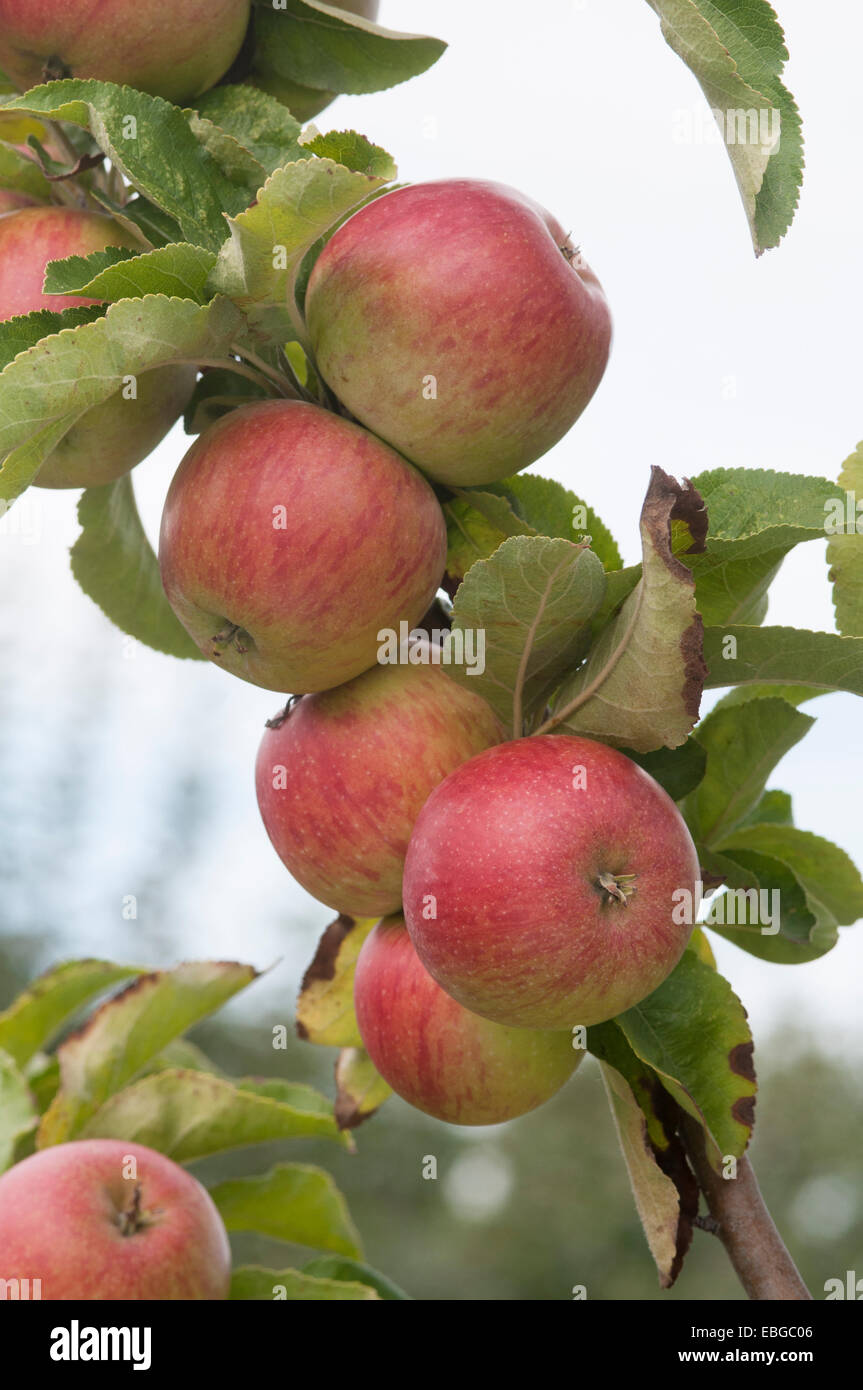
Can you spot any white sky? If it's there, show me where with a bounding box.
[1,1,861,1055]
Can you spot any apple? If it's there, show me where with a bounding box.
[0,206,197,488]
[248,0,380,122]
[0,0,251,105]
[354,916,582,1125]
[0,1139,231,1299]
[305,179,612,487]
[256,643,504,917]
[403,734,699,1030]
[159,399,448,693]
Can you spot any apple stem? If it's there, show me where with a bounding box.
[597,871,637,905]
[211,622,250,657]
[117,1183,144,1237]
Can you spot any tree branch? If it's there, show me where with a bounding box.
[680,1114,811,1301]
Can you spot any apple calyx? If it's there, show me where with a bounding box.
[596,871,638,907]
[115,1183,160,1238]
[210,621,252,657]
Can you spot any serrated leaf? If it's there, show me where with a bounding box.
[44,243,217,303]
[0,293,242,503]
[702,846,834,964]
[686,467,841,624]
[230,1265,377,1300]
[303,130,396,179]
[0,138,51,199]
[546,468,707,751]
[296,916,376,1048]
[718,824,863,928]
[70,473,204,661]
[38,962,258,1145]
[209,157,393,344]
[193,86,306,173]
[738,788,792,827]
[248,0,445,102]
[703,627,863,696]
[80,1069,346,1156]
[302,1254,410,1300]
[0,305,104,373]
[616,952,756,1165]
[444,535,606,735]
[827,442,863,636]
[210,1163,361,1256]
[0,1050,39,1173]
[0,80,260,250]
[0,960,143,1068]
[334,1047,391,1130]
[645,0,803,254]
[684,697,813,845]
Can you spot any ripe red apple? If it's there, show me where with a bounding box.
[0,1139,231,1299]
[354,916,582,1125]
[0,206,196,488]
[403,735,699,1030]
[305,179,612,486]
[159,399,447,693]
[256,644,504,917]
[0,0,250,105]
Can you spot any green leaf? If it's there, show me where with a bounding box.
[684,697,814,845]
[738,788,792,827]
[645,0,802,254]
[334,1047,391,1130]
[210,1163,361,1256]
[302,129,397,180]
[0,80,261,250]
[717,824,863,928]
[702,847,834,963]
[623,739,707,802]
[703,627,863,696]
[827,442,863,636]
[302,1254,410,1301]
[70,474,204,661]
[548,468,707,751]
[38,962,258,1145]
[0,960,143,1068]
[79,1068,347,1156]
[615,952,756,1165]
[599,1061,686,1289]
[0,293,241,503]
[208,157,393,345]
[230,1265,378,1300]
[0,1050,39,1173]
[296,916,376,1048]
[0,305,104,373]
[444,535,606,735]
[686,467,840,624]
[248,0,446,102]
[193,86,306,173]
[0,138,51,200]
[44,244,217,303]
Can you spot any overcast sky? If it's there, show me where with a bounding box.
[2,1,861,1056]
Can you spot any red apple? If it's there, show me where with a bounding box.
[403,735,699,1030]
[256,644,504,917]
[354,917,582,1125]
[0,206,196,488]
[0,0,250,105]
[0,1139,231,1300]
[159,400,447,693]
[305,179,612,486]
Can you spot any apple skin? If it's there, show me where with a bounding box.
[403,735,699,1031]
[0,1139,231,1300]
[305,179,612,487]
[354,917,582,1125]
[0,0,251,105]
[159,400,447,694]
[256,643,504,917]
[0,206,196,487]
[248,0,380,121]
